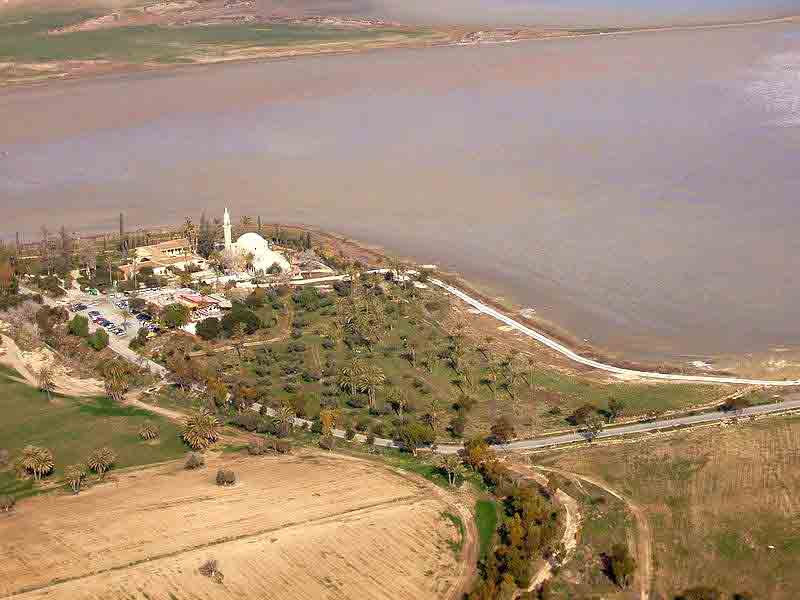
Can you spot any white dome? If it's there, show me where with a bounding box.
[232,233,290,274]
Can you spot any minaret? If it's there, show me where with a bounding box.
[223,207,232,249]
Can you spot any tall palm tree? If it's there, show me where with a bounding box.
[183,217,198,253]
[338,359,365,398]
[360,364,386,411]
[37,365,55,401]
[386,387,408,418]
[64,464,86,494]
[240,215,253,230]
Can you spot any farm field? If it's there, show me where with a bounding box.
[0,364,184,498]
[536,413,800,599]
[0,451,472,599]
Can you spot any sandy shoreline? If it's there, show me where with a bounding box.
[1,14,796,90]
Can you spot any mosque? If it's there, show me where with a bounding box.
[223,208,291,274]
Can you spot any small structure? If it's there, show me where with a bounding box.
[119,238,206,281]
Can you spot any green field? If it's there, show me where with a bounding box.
[0,10,420,65]
[0,365,186,498]
[474,499,498,558]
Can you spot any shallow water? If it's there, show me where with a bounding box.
[260,0,800,27]
[2,23,800,361]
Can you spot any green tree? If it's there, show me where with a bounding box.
[360,364,386,411]
[395,421,434,456]
[87,328,109,351]
[161,303,190,329]
[607,396,626,421]
[67,314,89,337]
[196,317,221,341]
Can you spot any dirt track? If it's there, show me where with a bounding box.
[0,451,474,600]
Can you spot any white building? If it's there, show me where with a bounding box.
[223,208,290,274]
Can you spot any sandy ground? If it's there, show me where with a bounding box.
[0,334,104,397]
[0,451,474,600]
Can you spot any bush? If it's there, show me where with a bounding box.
[450,414,466,437]
[287,341,306,353]
[185,452,205,469]
[67,314,89,338]
[216,469,237,486]
[319,433,336,451]
[161,303,191,328]
[366,433,376,446]
[138,422,160,440]
[196,317,221,341]
[0,495,15,512]
[490,416,516,443]
[321,338,336,350]
[87,328,109,351]
[568,403,596,426]
[355,415,371,432]
[273,439,291,454]
[345,423,356,441]
[256,418,276,435]
[248,439,270,455]
[233,411,260,432]
[0,448,9,467]
[199,559,224,583]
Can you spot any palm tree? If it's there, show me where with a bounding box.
[182,409,220,450]
[87,447,116,479]
[274,404,296,436]
[20,445,54,480]
[37,365,55,401]
[386,387,408,418]
[421,348,438,373]
[338,359,365,398]
[240,215,253,229]
[102,362,129,403]
[423,397,442,432]
[360,364,386,410]
[138,422,159,440]
[183,217,198,253]
[64,464,86,494]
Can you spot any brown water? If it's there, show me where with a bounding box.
[2,23,800,361]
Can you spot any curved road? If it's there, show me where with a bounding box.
[431,279,800,387]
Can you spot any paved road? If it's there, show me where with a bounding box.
[434,399,800,453]
[431,278,800,387]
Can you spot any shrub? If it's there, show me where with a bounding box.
[355,415,371,432]
[138,422,160,440]
[366,433,376,446]
[196,317,221,341]
[287,341,306,353]
[233,411,260,432]
[248,439,270,455]
[199,559,224,583]
[256,418,276,435]
[321,338,335,350]
[87,329,109,351]
[216,469,237,486]
[0,495,15,512]
[273,439,291,454]
[568,403,596,426]
[345,423,356,441]
[608,543,636,588]
[67,314,89,338]
[0,448,9,467]
[319,433,336,451]
[185,452,205,469]
[450,414,466,437]
[490,416,516,443]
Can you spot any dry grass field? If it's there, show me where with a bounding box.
[0,451,472,600]
[536,413,800,599]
